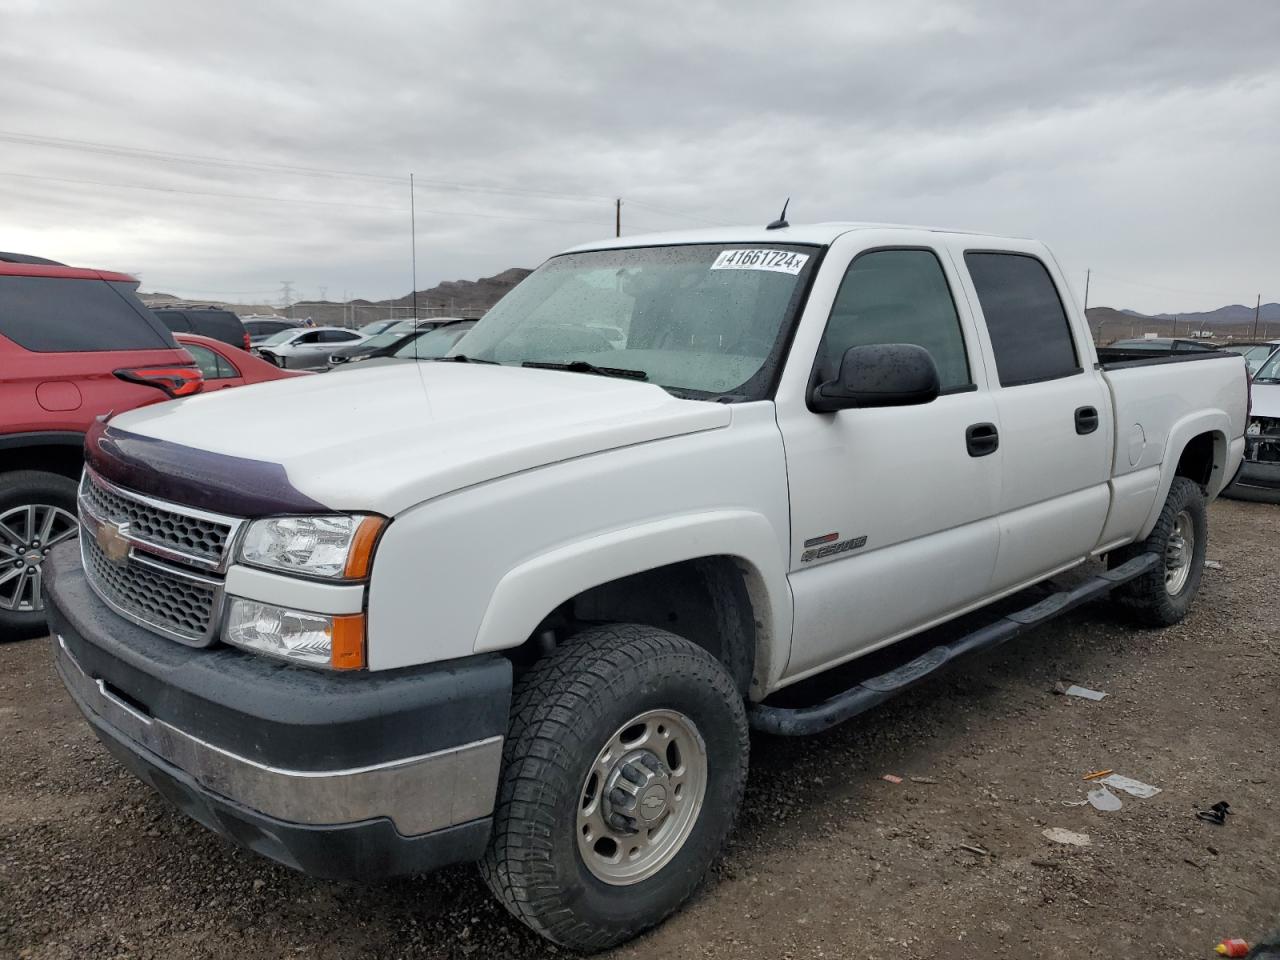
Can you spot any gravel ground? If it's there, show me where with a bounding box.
[1,497,1276,959]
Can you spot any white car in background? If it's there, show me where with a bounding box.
[1220,339,1280,376]
[254,326,365,370]
[1224,347,1280,501]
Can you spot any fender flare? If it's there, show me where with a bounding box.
[1138,409,1232,539]
[472,510,793,695]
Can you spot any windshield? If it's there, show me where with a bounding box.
[1255,350,1280,382]
[395,322,476,358]
[258,330,298,347]
[360,330,407,350]
[451,243,819,399]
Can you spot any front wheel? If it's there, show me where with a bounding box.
[479,624,748,952]
[0,470,80,641]
[1109,476,1208,626]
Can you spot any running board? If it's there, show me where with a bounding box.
[748,553,1159,736]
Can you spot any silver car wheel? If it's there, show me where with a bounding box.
[576,708,708,886]
[1164,508,1194,596]
[0,504,79,612]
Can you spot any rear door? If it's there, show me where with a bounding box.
[949,245,1112,590]
[775,232,1003,680]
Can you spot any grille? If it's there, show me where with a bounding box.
[81,473,231,565]
[82,534,217,641]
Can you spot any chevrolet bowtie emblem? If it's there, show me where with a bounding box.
[96,521,131,565]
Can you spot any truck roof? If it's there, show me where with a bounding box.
[566,221,1034,253]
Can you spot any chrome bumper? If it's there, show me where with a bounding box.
[55,634,503,836]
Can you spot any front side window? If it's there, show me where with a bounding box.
[454,243,819,399]
[815,248,971,391]
[965,252,1080,386]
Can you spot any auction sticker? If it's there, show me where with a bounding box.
[711,248,809,275]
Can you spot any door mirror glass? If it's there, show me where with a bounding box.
[810,343,940,412]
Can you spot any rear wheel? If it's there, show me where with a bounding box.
[0,471,79,641]
[1109,476,1207,626]
[480,624,748,952]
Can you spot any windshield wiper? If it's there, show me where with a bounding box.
[522,360,648,381]
[433,354,499,365]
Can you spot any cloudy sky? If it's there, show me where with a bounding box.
[3,0,1277,313]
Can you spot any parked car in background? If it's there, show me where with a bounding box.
[327,319,422,365]
[254,326,365,370]
[151,306,251,352]
[243,316,305,346]
[1108,336,1218,353]
[1219,340,1280,377]
[44,223,1247,949]
[333,319,477,369]
[0,253,202,640]
[174,334,308,391]
[1223,347,1280,502]
[358,317,419,336]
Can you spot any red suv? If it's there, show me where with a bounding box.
[0,253,202,640]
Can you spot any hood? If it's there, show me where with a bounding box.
[1252,380,1280,420]
[102,363,731,516]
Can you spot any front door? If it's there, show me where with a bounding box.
[776,237,1003,682]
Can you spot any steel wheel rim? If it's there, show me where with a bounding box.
[1164,509,1194,596]
[0,504,79,613]
[576,708,708,886]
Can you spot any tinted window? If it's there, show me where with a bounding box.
[0,277,175,352]
[153,310,193,333]
[319,329,358,342]
[246,320,293,337]
[965,253,1079,386]
[817,249,970,391]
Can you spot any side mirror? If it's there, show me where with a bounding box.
[810,343,941,412]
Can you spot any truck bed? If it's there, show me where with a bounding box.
[1095,346,1234,369]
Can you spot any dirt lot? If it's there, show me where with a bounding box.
[1,498,1276,960]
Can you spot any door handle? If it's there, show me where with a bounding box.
[1075,405,1100,435]
[966,422,999,457]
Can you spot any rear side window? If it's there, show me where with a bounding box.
[0,278,175,352]
[817,248,971,391]
[965,253,1080,386]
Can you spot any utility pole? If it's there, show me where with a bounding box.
[615,198,621,238]
[279,281,294,318]
[1083,269,1090,311]
[1253,294,1261,339]
[410,174,419,322]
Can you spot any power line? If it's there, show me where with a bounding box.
[624,198,730,226]
[0,170,617,226]
[0,129,616,205]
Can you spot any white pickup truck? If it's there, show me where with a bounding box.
[45,222,1248,951]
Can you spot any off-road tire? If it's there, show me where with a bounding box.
[0,470,79,642]
[1109,476,1207,626]
[479,623,749,952]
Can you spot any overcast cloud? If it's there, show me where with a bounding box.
[2,0,1278,312]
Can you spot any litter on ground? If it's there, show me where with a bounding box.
[1042,828,1092,847]
[1100,774,1162,798]
[1064,685,1107,701]
[1087,786,1123,811]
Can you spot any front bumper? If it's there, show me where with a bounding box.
[43,545,512,879]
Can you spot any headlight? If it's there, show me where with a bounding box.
[238,514,384,580]
[224,599,365,670]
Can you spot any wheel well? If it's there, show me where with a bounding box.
[0,443,83,482]
[516,557,759,696]
[1174,431,1218,488]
